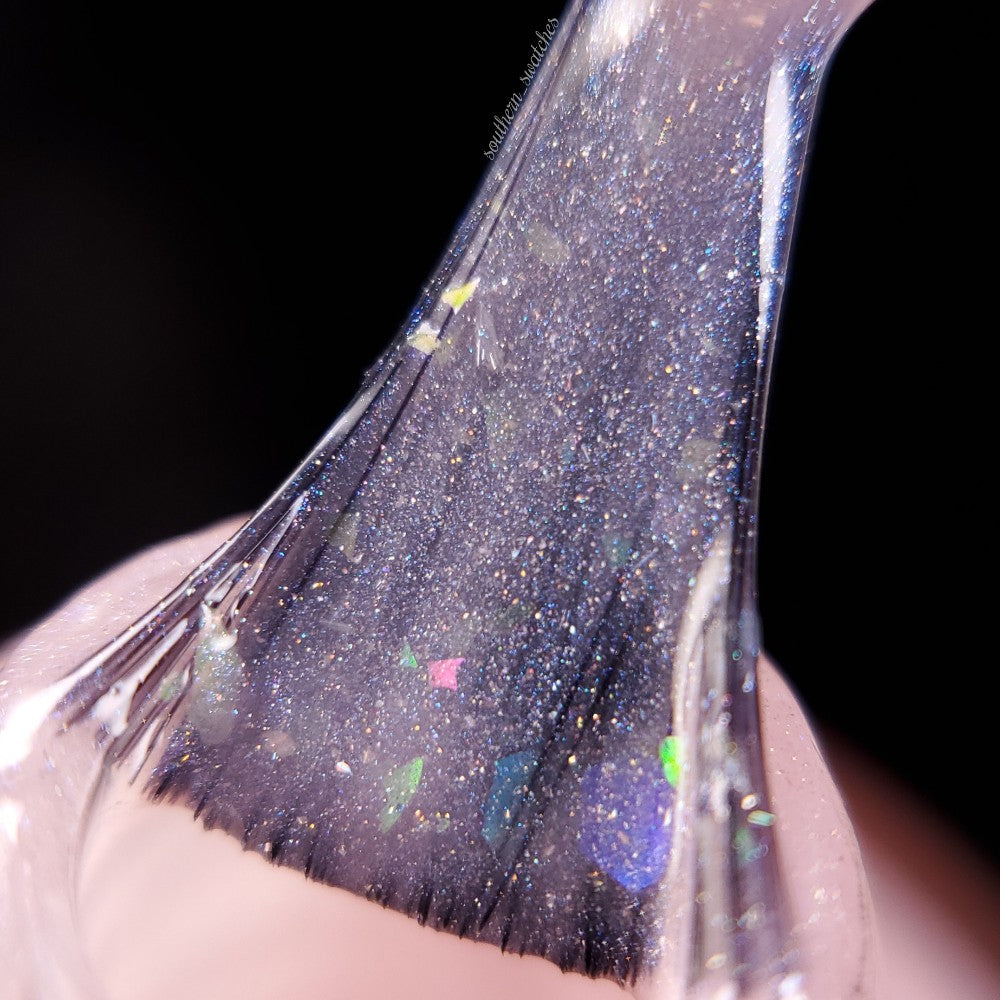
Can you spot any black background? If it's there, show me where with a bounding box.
[2,3,988,864]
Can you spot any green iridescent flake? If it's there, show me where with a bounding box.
[156,673,184,702]
[494,599,536,629]
[602,532,633,569]
[734,825,754,864]
[659,735,680,788]
[747,809,775,827]
[735,824,768,866]
[398,642,419,670]
[379,756,424,833]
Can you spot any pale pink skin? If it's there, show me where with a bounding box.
[4,519,999,999]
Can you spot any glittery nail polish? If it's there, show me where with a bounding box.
[0,1,874,996]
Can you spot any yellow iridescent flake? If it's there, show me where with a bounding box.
[441,276,480,312]
[406,322,439,355]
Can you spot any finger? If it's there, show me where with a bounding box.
[4,521,876,999]
[829,738,1000,1000]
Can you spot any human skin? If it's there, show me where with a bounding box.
[2,518,998,999]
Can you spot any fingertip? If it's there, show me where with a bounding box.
[757,658,878,999]
[2,516,246,693]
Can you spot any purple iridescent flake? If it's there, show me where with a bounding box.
[579,755,674,892]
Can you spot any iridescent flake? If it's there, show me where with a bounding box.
[441,277,480,312]
[398,643,420,671]
[329,509,361,562]
[579,755,674,892]
[379,756,424,833]
[602,532,633,569]
[406,322,439,355]
[184,608,244,746]
[659,735,680,788]
[427,657,464,691]
[482,750,538,850]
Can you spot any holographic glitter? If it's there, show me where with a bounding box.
[379,757,424,833]
[426,658,463,691]
[1,0,872,992]
[579,754,674,892]
[659,735,681,788]
[406,322,440,355]
[482,750,539,851]
[398,643,420,671]
[329,509,361,562]
[441,277,480,312]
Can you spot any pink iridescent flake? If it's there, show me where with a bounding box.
[427,658,464,691]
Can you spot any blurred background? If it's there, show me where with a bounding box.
[2,1,986,868]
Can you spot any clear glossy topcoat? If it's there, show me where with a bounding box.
[0,1,873,997]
